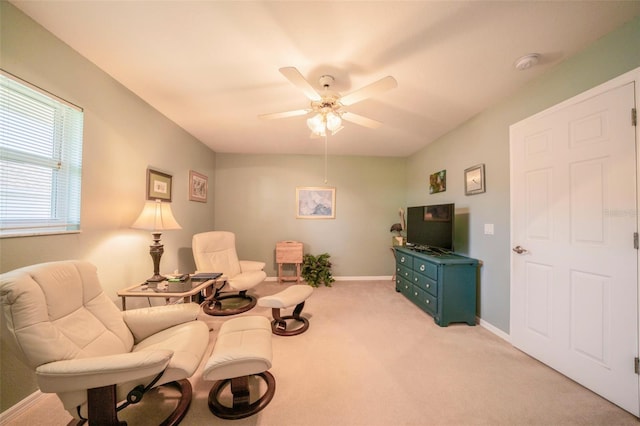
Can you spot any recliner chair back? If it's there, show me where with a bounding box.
[1,260,133,368]
[192,231,242,277]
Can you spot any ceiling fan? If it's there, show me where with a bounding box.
[259,67,397,137]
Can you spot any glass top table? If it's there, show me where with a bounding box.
[117,277,221,310]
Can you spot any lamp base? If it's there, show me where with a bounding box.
[146,274,166,283]
[147,234,165,284]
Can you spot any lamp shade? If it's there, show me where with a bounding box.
[132,200,182,231]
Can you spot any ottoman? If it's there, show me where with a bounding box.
[202,316,275,419]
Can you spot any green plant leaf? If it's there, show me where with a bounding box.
[301,252,334,287]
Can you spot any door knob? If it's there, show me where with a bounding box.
[512,245,528,254]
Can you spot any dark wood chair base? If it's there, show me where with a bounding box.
[208,372,276,420]
[270,302,309,336]
[77,379,192,426]
[202,292,257,316]
[271,315,309,336]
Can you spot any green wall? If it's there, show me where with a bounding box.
[406,16,640,333]
[0,2,216,412]
[214,154,406,277]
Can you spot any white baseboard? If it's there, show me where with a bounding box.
[478,317,511,343]
[333,276,392,281]
[0,390,45,423]
[265,276,393,282]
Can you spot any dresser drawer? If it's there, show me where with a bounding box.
[414,259,437,280]
[397,278,412,298]
[398,265,412,282]
[414,286,437,315]
[397,253,413,269]
[413,273,437,297]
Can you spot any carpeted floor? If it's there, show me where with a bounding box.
[6,280,638,425]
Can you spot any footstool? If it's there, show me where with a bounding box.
[203,316,275,420]
[258,284,314,336]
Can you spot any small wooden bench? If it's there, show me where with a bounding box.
[276,241,303,283]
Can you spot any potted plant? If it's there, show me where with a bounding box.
[301,253,335,287]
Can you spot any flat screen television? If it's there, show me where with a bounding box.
[406,203,455,252]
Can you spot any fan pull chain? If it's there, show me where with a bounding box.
[324,133,328,184]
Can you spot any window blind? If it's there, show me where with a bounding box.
[0,70,84,237]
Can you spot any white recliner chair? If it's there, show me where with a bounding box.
[192,231,266,316]
[0,260,210,425]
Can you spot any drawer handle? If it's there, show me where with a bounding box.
[414,292,418,296]
[426,284,430,288]
[426,299,430,304]
[405,285,408,289]
[420,265,425,271]
[404,272,409,277]
[400,256,405,262]
[414,277,418,282]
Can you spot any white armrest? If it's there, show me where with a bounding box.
[123,303,200,342]
[239,260,266,272]
[36,350,173,393]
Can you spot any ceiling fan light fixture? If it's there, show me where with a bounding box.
[325,111,342,132]
[263,67,397,136]
[307,113,325,135]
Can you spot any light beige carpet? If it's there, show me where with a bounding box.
[5,280,638,425]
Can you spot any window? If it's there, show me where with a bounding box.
[0,70,84,237]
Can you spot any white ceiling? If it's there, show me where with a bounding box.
[11,1,640,157]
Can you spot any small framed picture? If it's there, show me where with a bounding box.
[189,170,208,202]
[429,170,446,194]
[147,168,172,201]
[464,164,486,195]
[296,187,336,219]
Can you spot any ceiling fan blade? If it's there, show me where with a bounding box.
[259,109,311,120]
[340,76,397,106]
[279,67,322,102]
[342,112,383,129]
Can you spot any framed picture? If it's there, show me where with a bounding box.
[429,170,446,194]
[189,170,208,202]
[464,164,486,195]
[296,187,336,219]
[147,168,172,201]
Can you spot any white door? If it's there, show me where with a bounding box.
[510,81,638,415]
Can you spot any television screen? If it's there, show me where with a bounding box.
[406,203,455,252]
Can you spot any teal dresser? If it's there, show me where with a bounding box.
[394,247,478,326]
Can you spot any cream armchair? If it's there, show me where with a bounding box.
[192,231,266,316]
[0,260,210,425]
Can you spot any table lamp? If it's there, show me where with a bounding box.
[132,199,182,283]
